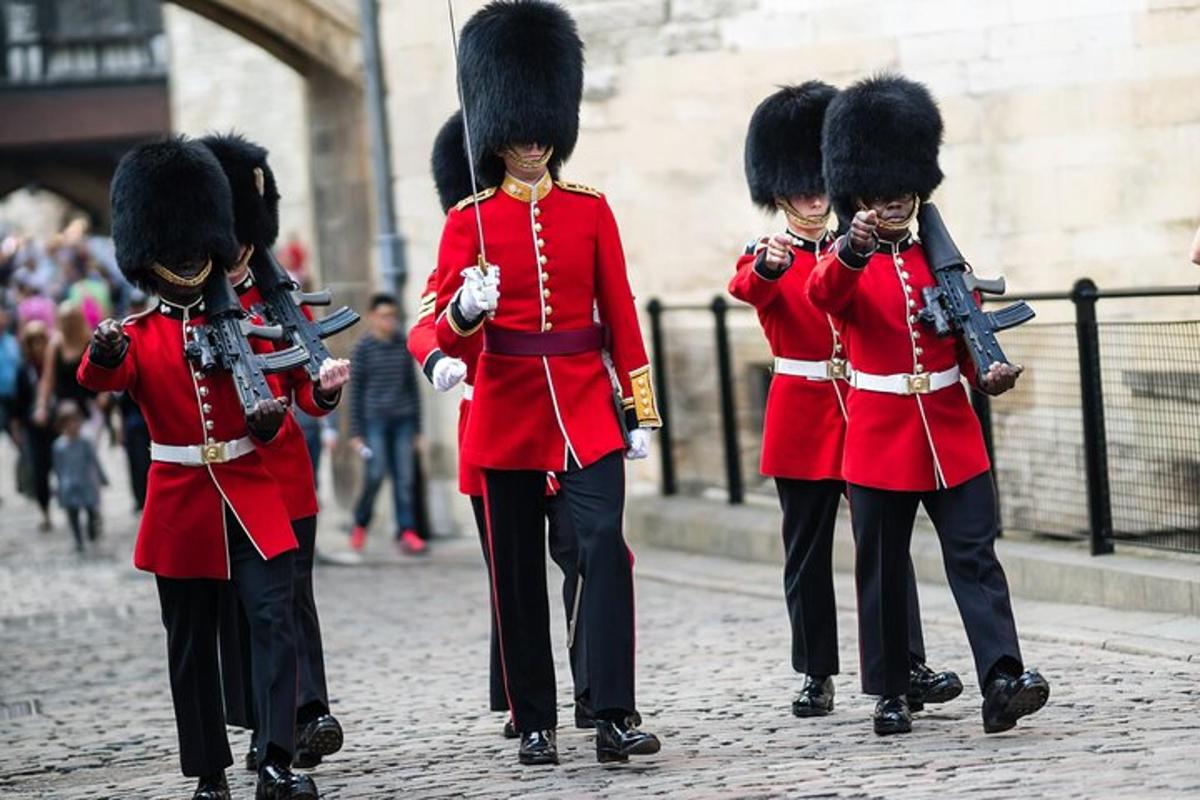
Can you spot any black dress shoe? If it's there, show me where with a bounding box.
[594,718,661,763]
[244,738,259,772]
[982,669,1050,734]
[908,661,964,712]
[575,698,641,729]
[194,772,230,800]
[294,713,343,768]
[256,762,318,800]
[873,695,913,735]
[518,730,559,766]
[792,675,834,717]
[502,715,519,739]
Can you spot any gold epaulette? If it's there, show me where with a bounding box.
[554,180,602,198]
[454,187,496,212]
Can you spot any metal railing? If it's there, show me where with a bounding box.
[646,279,1200,556]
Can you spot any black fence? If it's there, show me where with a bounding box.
[646,280,1200,556]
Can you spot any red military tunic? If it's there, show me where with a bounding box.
[807,233,988,492]
[433,173,661,472]
[729,232,846,481]
[408,267,484,496]
[234,274,334,520]
[78,298,296,579]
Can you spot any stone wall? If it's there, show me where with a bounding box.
[163,4,319,279]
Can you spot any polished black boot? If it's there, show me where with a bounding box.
[502,714,519,739]
[244,736,259,772]
[576,697,641,729]
[907,660,963,712]
[294,713,343,768]
[792,675,834,718]
[982,669,1050,734]
[193,771,230,800]
[873,695,913,736]
[518,730,559,766]
[594,718,661,763]
[256,760,318,800]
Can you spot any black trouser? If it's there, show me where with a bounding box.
[470,489,588,713]
[64,505,100,549]
[775,479,926,681]
[158,507,298,777]
[123,421,151,510]
[220,516,329,731]
[849,472,1023,697]
[481,451,633,732]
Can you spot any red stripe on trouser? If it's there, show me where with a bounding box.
[479,479,517,721]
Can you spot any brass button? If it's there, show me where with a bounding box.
[202,403,212,414]
[901,271,910,280]
[914,347,924,356]
[904,284,913,294]
[544,322,553,331]
[908,299,916,308]
[539,255,548,265]
[541,272,550,282]
[205,420,215,430]
[534,222,543,232]
[537,238,545,249]
[915,364,925,373]
[533,206,542,217]
[543,289,551,298]
[206,437,215,445]
[912,330,921,339]
[545,306,553,316]
[897,257,905,266]
[834,343,843,353]
[908,315,917,324]
[199,386,209,397]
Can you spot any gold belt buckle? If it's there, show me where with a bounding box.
[826,359,848,380]
[904,373,931,395]
[201,442,228,464]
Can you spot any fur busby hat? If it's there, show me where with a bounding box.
[821,73,944,221]
[457,0,584,187]
[199,132,280,248]
[744,81,837,211]
[109,136,239,289]
[431,111,483,213]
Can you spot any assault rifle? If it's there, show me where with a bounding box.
[248,249,360,382]
[185,269,311,416]
[916,203,1035,376]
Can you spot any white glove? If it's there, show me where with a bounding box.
[432,356,467,392]
[456,265,500,320]
[625,428,652,460]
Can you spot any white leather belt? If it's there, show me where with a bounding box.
[462,383,474,401]
[850,366,961,396]
[151,436,255,466]
[773,356,849,381]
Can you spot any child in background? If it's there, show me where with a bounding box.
[52,400,106,552]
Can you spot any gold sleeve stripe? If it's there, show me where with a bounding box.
[629,365,662,427]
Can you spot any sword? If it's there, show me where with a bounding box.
[446,0,489,277]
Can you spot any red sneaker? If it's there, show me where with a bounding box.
[349,525,367,551]
[399,529,426,555]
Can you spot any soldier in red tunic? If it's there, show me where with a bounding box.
[199,134,350,774]
[79,138,318,799]
[432,0,660,766]
[730,82,961,720]
[808,74,1050,736]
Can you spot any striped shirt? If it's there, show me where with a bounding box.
[349,331,420,437]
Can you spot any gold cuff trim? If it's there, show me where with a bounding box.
[629,365,662,427]
[416,292,436,321]
[446,304,485,338]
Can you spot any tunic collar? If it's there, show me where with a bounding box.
[501,171,554,203]
[232,272,255,296]
[785,229,834,252]
[876,232,915,254]
[158,296,205,318]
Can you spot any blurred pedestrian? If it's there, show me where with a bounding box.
[52,400,107,552]
[36,301,100,439]
[0,303,19,506]
[348,293,422,554]
[16,320,53,530]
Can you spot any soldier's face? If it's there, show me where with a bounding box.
[502,142,550,180]
[785,194,830,219]
[153,257,207,304]
[864,195,916,239]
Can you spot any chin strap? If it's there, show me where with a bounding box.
[776,198,831,230]
[501,145,555,172]
[151,259,212,289]
[859,195,921,232]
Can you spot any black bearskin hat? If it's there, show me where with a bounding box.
[457,0,584,186]
[431,111,483,213]
[744,81,837,211]
[822,73,944,221]
[199,132,281,248]
[109,136,239,289]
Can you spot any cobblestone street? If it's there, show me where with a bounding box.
[1,451,1198,799]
